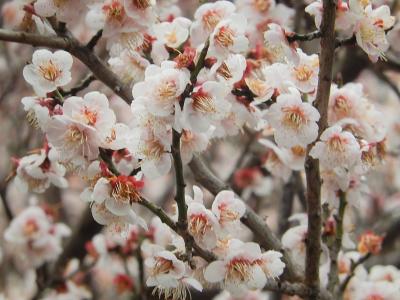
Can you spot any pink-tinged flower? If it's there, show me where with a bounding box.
[90,175,144,218]
[180,129,213,164]
[41,281,91,300]
[145,250,186,288]
[369,265,400,283]
[23,49,73,96]
[281,223,308,270]
[233,167,273,197]
[204,239,284,295]
[310,125,361,169]
[186,187,220,250]
[21,96,59,130]
[91,201,146,234]
[288,49,319,93]
[62,91,116,134]
[34,0,86,23]
[209,54,247,87]
[211,190,246,235]
[14,146,68,193]
[208,14,249,60]
[350,2,395,62]
[190,0,236,47]
[108,50,150,85]
[305,0,355,35]
[4,206,70,268]
[213,290,271,300]
[258,139,292,182]
[152,17,191,49]
[124,0,157,28]
[112,148,139,175]
[236,0,276,25]
[266,88,320,148]
[182,81,231,133]
[352,280,399,300]
[263,23,299,64]
[245,76,274,105]
[260,63,293,95]
[87,0,133,36]
[132,62,190,117]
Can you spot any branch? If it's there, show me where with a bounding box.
[0,180,13,221]
[86,30,103,50]
[304,0,336,297]
[326,191,347,294]
[60,74,96,97]
[339,253,371,293]
[264,281,333,300]
[0,29,131,102]
[287,30,322,43]
[189,157,302,281]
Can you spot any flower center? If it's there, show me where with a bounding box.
[291,145,306,157]
[189,214,211,236]
[157,80,178,99]
[294,65,313,81]
[217,62,233,80]
[143,139,164,160]
[66,126,86,146]
[202,9,222,31]
[165,30,178,45]
[214,26,235,48]
[103,0,125,22]
[226,258,253,282]
[253,0,271,12]
[23,219,40,237]
[282,106,307,129]
[219,207,239,223]
[192,90,216,113]
[83,107,98,126]
[333,95,351,115]
[181,130,194,143]
[39,60,61,82]
[111,177,141,204]
[152,257,174,275]
[327,135,347,152]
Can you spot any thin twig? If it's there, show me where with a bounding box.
[339,253,371,293]
[60,74,96,97]
[86,30,103,50]
[287,30,322,43]
[0,29,131,102]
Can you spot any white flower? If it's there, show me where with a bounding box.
[186,186,220,250]
[310,125,361,170]
[14,147,68,193]
[190,0,236,47]
[132,62,190,117]
[180,129,213,164]
[182,81,231,133]
[263,23,299,64]
[204,240,284,295]
[23,49,73,96]
[208,14,249,60]
[108,50,150,85]
[124,0,157,29]
[350,2,395,62]
[145,250,186,288]
[288,49,319,93]
[4,206,70,268]
[34,0,86,23]
[152,17,191,49]
[258,139,292,182]
[281,224,308,270]
[21,96,57,130]
[209,54,247,87]
[211,190,246,236]
[266,88,320,148]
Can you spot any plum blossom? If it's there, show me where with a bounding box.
[190,0,236,47]
[14,145,68,193]
[34,0,87,23]
[124,0,157,28]
[263,23,299,64]
[108,50,150,85]
[4,206,71,268]
[21,96,60,130]
[23,49,73,96]
[350,1,395,62]
[204,239,284,295]
[211,190,246,236]
[209,54,247,87]
[288,49,319,93]
[186,186,220,250]
[180,129,213,164]
[266,88,320,148]
[258,139,292,182]
[181,81,231,133]
[152,17,191,49]
[132,62,190,117]
[208,14,249,60]
[310,125,361,169]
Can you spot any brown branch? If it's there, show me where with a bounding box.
[86,29,103,50]
[339,253,371,293]
[264,281,333,300]
[287,30,322,43]
[0,29,131,102]
[189,157,302,281]
[304,0,336,298]
[60,74,96,97]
